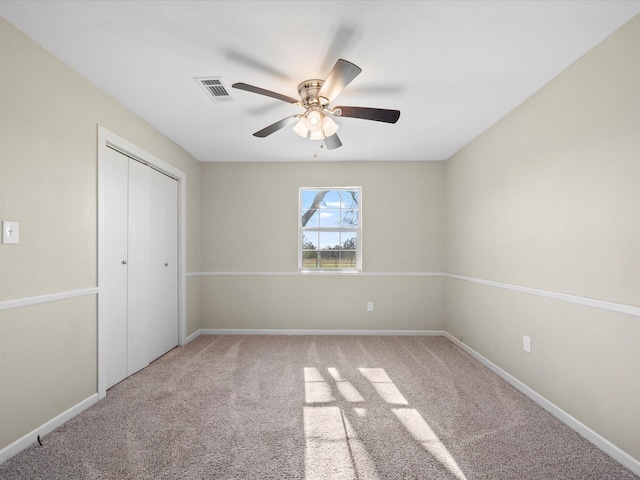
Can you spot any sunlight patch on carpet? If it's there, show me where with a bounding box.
[328,367,365,402]
[358,367,408,405]
[392,408,468,480]
[303,365,468,480]
[304,367,335,403]
[304,406,379,480]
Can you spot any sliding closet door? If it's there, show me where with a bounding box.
[102,148,129,389]
[102,148,179,388]
[148,169,178,361]
[162,177,179,351]
[126,159,151,376]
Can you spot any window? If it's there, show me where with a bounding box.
[299,187,361,271]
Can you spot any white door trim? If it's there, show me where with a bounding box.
[97,125,187,399]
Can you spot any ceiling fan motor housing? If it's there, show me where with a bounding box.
[297,79,329,109]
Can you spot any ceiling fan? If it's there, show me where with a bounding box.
[232,59,400,150]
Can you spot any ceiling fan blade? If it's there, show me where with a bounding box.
[321,24,360,73]
[324,133,342,150]
[317,59,362,102]
[335,106,400,124]
[252,115,300,138]
[232,83,300,104]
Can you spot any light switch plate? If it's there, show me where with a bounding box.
[523,335,531,353]
[2,221,19,244]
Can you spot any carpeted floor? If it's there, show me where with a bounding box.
[0,335,637,479]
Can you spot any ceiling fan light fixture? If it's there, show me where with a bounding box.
[293,117,309,138]
[309,129,324,141]
[321,115,339,137]
[306,110,323,131]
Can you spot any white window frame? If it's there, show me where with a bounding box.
[298,187,362,273]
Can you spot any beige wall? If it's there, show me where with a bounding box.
[201,275,443,331]
[445,14,640,460]
[199,161,445,331]
[0,18,201,450]
[0,297,96,446]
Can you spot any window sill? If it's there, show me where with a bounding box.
[299,269,362,274]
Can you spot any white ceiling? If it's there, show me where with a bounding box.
[2,1,640,162]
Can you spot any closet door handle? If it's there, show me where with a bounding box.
[164,263,169,266]
[122,260,127,265]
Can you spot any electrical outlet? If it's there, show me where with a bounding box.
[367,301,374,312]
[523,335,531,353]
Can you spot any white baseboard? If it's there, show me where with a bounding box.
[190,328,445,337]
[0,393,99,465]
[185,329,202,343]
[443,332,640,476]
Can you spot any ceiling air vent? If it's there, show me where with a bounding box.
[195,76,236,103]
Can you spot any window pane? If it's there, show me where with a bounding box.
[303,250,318,268]
[341,207,358,228]
[341,232,357,250]
[321,191,342,209]
[319,209,340,227]
[302,233,318,250]
[340,190,359,208]
[342,190,359,227]
[339,250,356,268]
[301,190,322,210]
[319,249,340,268]
[318,231,340,250]
[303,210,320,228]
[301,190,326,228]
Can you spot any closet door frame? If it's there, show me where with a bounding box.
[97,125,187,400]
